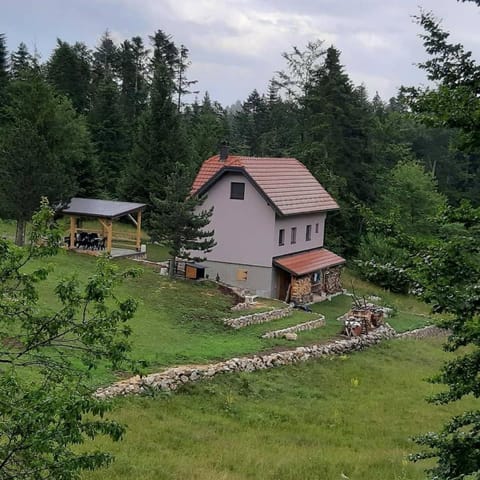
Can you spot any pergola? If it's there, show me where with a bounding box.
[61,198,146,254]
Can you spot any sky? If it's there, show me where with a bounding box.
[2,0,480,106]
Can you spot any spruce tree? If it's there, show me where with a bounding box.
[118,37,148,125]
[175,44,198,111]
[233,89,269,155]
[120,31,192,206]
[46,39,92,113]
[92,31,119,88]
[0,33,8,101]
[149,163,215,277]
[188,92,229,164]
[88,73,128,197]
[10,42,32,78]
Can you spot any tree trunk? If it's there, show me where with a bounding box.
[168,255,176,278]
[15,218,26,246]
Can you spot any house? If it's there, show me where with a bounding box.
[190,147,345,302]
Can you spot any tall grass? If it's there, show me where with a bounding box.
[82,337,470,480]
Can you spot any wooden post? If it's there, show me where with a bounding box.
[69,216,76,249]
[106,219,113,253]
[136,210,142,251]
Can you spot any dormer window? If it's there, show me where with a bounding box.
[230,182,245,200]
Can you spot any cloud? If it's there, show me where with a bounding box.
[11,0,479,104]
[105,0,480,103]
[353,32,392,51]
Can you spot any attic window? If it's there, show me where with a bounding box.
[230,182,245,200]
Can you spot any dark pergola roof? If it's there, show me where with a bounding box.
[62,198,146,219]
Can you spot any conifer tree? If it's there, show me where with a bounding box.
[92,31,119,87]
[88,73,128,196]
[175,44,198,111]
[118,37,148,125]
[46,39,92,113]
[120,31,193,206]
[0,70,95,244]
[0,33,8,101]
[188,92,229,164]
[149,163,215,277]
[10,42,33,78]
[233,89,269,155]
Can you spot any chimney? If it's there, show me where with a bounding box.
[219,142,229,161]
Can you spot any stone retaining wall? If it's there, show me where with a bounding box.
[396,325,448,339]
[223,306,293,329]
[95,325,396,399]
[261,316,326,339]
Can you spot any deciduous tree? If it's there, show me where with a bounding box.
[0,200,138,479]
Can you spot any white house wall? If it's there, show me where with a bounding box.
[199,172,275,267]
[272,212,326,257]
[203,260,274,297]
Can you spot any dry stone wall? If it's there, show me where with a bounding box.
[95,325,396,399]
[261,316,326,339]
[223,306,293,329]
[396,325,448,339]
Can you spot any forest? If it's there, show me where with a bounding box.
[0,21,479,269]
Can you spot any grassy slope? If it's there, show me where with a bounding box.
[82,337,472,480]
[23,249,434,385]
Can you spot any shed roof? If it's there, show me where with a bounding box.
[61,198,146,219]
[191,155,339,216]
[273,248,345,276]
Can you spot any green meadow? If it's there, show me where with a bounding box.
[81,337,471,480]
[2,219,455,480]
[23,246,433,386]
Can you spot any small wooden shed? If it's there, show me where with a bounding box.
[61,198,146,254]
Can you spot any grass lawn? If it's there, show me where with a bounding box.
[2,213,434,385]
[22,251,435,386]
[0,218,17,241]
[81,337,472,480]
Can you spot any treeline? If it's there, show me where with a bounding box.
[0,30,478,253]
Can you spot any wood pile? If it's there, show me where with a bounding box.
[341,298,385,336]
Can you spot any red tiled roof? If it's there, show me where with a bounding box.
[191,155,339,215]
[273,248,346,276]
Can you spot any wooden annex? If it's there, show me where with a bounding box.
[61,198,146,255]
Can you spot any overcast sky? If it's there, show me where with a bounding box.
[2,0,480,105]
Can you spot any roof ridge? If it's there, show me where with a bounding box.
[191,155,339,215]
